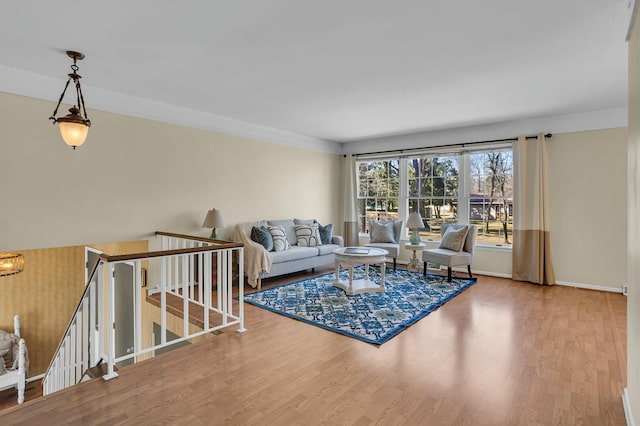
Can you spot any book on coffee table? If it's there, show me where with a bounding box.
[344,247,370,254]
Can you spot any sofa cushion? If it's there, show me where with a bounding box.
[318,223,333,245]
[267,226,291,252]
[423,248,472,267]
[270,246,319,263]
[317,244,340,256]
[295,224,321,247]
[267,219,297,246]
[365,242,399,257]
[250,226,273,251]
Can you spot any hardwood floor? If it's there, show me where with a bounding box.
[0,267,627,425]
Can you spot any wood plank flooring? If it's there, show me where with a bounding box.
[0,267,627,425]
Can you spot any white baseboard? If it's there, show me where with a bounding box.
[555,280,623,293]
[401,263,623,292]
[433,265,513,279]
[623,388,636,426]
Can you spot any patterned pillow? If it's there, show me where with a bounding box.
[370,221,395,243]
[318,223,333,245]
[250,226,273,252]
[267,226,291,252]
[439,226,469,251]
[295,224,321,247]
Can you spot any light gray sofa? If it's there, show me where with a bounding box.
[233,219,344,289]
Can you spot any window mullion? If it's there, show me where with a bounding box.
[399,158,408,238]
[458,153,470,224]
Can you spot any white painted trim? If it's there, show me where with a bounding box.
[343,107,627,155]
[467,269,512,279]
[555,280,624,293]
[623,387,636,426]
[0,65,341,155]
[425,264,512,279]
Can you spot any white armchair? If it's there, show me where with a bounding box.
[365,220,403,271]
[422,224,477,281]
[0,315,28,404]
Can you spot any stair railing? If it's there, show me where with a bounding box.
[42,232,244,395]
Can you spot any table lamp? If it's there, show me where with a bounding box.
[202,208,226,239]
[406,212,424,245]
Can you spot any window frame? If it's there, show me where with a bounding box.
[356,143,513,248]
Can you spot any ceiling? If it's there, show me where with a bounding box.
[0,1,632,149]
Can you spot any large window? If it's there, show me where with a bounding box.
[357,160,400,234]
[468,150,513,245]
[356,146,514,246]
[408,155,459,240]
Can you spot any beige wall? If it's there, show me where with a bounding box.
[0,240,147,376]
[627,5,640,422]
[0,92,343,251]
[548,128,628,290]
[362,127,628,289]
[0,91,342,376]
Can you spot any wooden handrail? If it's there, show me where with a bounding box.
[44,232,243,387]
[98,232,243,263]
[155,231,231,244]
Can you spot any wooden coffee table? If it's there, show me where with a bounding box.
[332,247,388,296]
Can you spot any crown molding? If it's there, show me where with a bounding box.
[0,64,341,155]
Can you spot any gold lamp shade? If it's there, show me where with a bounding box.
[0,253,25,277]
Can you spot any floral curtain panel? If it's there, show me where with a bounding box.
[512,134,555,284]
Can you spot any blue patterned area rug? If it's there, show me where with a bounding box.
[242,267,477,345]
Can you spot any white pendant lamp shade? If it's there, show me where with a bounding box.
[58,119,89,148]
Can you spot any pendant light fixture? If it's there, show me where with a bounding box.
[49,50,91,149]
[0,253,24,277]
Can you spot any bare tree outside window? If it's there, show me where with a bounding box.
[469,150,513,244]
[357,160,400,234]
[408,155,458,239]
[355,147,514,247]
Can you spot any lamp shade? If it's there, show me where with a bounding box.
[58,116,89,148]
[202,209,226,229]
[0,253,25,277]
[406,211,424,229]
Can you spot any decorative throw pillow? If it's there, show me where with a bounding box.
[0,349,7,375]
[370,220,395,243]
[267,220,297,246]
[268,225,291,252]
[0,338,12,369]
[9,335,28,371]
[318,223,333,245]
[293,218,317,225]
[251,226,273,252]
[439,226,469,251]
[295,224,321,247]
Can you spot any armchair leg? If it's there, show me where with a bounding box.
[423,262,427,276]
[447,267,452,282]
[393,258,397,271]
[467,265,473,278]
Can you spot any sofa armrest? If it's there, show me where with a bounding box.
[332,235,344,247]
[233,223,273,287]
